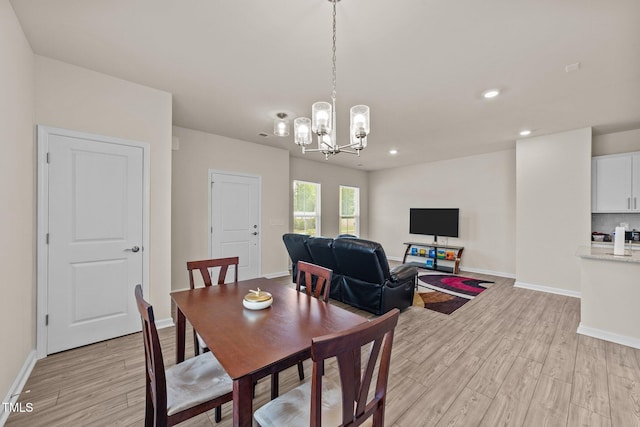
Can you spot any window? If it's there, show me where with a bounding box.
[293,180,321,236]
[339,185,359,236]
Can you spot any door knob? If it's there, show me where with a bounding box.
[252,232,259,236]
[125,246,140,253]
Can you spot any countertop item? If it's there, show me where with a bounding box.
[242,289,273,310]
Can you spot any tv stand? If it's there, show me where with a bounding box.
[402,241,464,274]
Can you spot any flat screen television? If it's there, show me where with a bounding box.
[409,208,459,239]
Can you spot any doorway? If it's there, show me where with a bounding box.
[209,170,261,280]
[37,126,149,357]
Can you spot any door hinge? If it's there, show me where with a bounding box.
[46,152,50,163]
[46,233,49,244]
[210,226,213,234]
[45,314,49,326]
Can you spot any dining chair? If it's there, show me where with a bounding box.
[187,256,239,288]
[134,285,233,426]
[186,257,239,355]
[296,260,332,302]
[268,261,333,400]
[254,308,400,427]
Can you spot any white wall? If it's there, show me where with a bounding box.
[515,128,592,295]
[171,126,290,289]
[593,128,640,156]
[369,150,516,276]
[0,0,36,411]
[35,56,173,319]
[290,157,369,238]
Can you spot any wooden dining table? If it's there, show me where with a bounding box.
[170,277,368,427]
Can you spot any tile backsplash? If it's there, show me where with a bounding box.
[592,213,640,233]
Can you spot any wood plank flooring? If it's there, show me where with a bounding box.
[7,272,640,426]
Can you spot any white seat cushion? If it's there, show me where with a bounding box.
[253,377,373,427]
[165,352,232,416]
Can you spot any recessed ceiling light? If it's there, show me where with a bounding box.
[389,149,398,155]
[482,89,500,99]
[519,130,532,137]
[565,62,580,73]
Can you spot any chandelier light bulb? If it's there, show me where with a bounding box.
[294,117,312,146]
[312,102,332,135]
[276,121,287,135]
[317,111,329,125]
[273,112,290,137]
[350,105,370,147]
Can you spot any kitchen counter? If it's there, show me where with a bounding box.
[577,245,640,262]
[576,245,640,348]
[590,240,640,247]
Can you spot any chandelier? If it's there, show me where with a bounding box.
[292,0,370,160]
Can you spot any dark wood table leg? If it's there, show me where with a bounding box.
[176,307,185,364]
[233,376,254,427]
[271,372,279,400]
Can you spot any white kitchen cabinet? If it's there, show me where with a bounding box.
[592,152,640,212]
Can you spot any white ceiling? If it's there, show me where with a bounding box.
[11,0,640,171]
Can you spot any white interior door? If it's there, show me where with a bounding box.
[210,171,260,281]
[41,127,147,354]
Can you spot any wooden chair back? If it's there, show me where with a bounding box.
[134,284,168,426]
[296,260,332,302]
[310,308,400,427]
[187,256,239,288]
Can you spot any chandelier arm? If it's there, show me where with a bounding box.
[304,147,360,155]
[335,142,364,151]
[303,148,334,153]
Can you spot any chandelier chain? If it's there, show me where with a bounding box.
[331,0,337,102]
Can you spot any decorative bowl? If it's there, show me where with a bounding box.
[243,289,273,310]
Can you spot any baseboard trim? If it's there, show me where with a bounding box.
[514,281,581,299]
[263,271,290,279]
[577,323,640,349]
[155,317,174,330]
[0,350,37,425]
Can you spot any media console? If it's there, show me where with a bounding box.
[402,242,464,274]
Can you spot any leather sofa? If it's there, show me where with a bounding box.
[282,233,417,315]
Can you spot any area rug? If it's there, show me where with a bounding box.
[416,274,493,314]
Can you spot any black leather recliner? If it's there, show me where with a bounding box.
[282,234,417,315]
[282,233,314,279]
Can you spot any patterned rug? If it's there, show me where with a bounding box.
[416,274,493,315]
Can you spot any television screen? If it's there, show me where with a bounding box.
[409,208,459,238]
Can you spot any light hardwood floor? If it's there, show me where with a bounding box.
[7,272,640,426]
